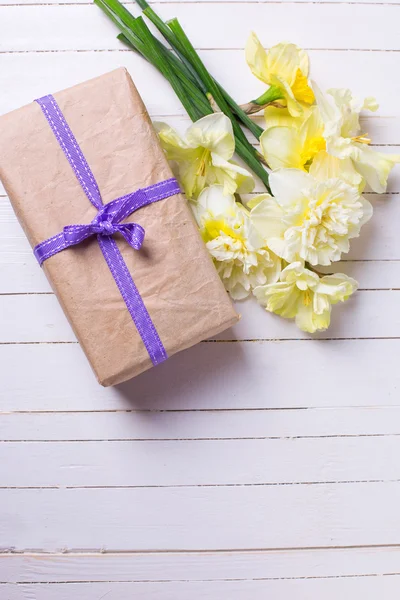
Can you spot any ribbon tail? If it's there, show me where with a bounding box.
[118,223,145,250]
[97,235,168,366]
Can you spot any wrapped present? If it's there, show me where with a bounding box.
[0,68,239,386]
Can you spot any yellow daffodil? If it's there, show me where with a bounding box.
[263,105,310,130]
[313,84,400,193]
[191,185,281,300]
[251,169,372,266]
[245,34,315,117]
[254,261,358,333]
[260,106,326,171]
[154,114,254,199]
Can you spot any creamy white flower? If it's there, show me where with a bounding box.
[254,261,358,333]
[313,84,400,193]
[250,169,372,266]
[192,185,281,300]
[154,114,254,199]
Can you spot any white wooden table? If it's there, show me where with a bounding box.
[1,0,400,597]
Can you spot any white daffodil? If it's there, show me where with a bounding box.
[251,169,372,266]
[313,84,400,193]
[254,261,358,333]
[260,106,326,171]
[154,114,254,199]
[192,185,281,300]
[245,35,315,117]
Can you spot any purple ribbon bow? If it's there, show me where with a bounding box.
[34,94,181,367]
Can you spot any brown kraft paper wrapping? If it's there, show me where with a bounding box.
[0,68,239,386]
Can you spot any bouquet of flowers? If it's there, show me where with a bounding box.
[96,0,400,333]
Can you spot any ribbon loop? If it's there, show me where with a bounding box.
[117,222,145,250]
[61,190,147,251]
[33,93,181,367]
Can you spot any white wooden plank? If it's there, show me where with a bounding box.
[3,407,400,441]
[2,577,400,600]
[0,0,398,595]
[0,288,398,341]
[1,339,398,411]
[2,436,400,487]
[317,261,400,289]
[4,547,400,583]
[226,291,400,339]
[3,482,400,550]
[0,51,399,118]
[1,4,400,51]
[0,295,76,342]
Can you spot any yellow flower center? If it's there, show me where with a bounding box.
[203,219,244,244]
[351,132,371,145]
[291,69,315,106]
[301,136,326,170]
[196,148,211,176]
[302,289,312,306]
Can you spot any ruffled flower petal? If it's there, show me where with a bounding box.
[269,168,313,207]
[251,170,372,266]
[193,185,281,300]
[313,84,400,193]
[351,144,400,194]
[254,262,358,333]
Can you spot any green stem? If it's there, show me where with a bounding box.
[166,18,270,189]
[133,1,263,139]
[96,0,206,121]
[117,33,212,115]
[220,86,264,139]
[95,0,270,191]
[140,5,208,95]
[132,17,204,122]
[120,21,262,140]
[253,85,284,106]
[240,86,285,115]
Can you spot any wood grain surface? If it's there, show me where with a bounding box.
[1,0,400,597]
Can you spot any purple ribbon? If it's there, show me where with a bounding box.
[34,94,181,367]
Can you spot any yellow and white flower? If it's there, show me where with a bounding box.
[313,84,400,193]
[154,114,254,199]
[245,35,315,117]
[192,185,281,300]
[251,169,372,266]
[260,106,326,171]
[254,261,358,333]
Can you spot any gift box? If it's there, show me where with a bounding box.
[0,68,239,386]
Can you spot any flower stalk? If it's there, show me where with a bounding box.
[95,0,270,191]
[241,85,284,115]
